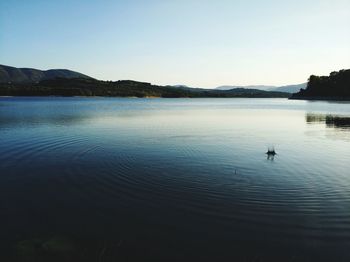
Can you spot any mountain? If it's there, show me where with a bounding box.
[172,85,191,88]
[270,83,306,93]
[213,88,289,97]
[0,65,290,98]
[0,77,290,98]
[0,64,93,83]
[290,69,350,100]
[169,85,207,92]
[216,83,307,93]
[216,85,276,91]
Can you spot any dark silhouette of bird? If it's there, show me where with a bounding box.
[266,147,277,156]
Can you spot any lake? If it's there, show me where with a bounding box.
[1,97,350,261]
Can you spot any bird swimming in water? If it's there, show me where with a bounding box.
[266,147,277,156]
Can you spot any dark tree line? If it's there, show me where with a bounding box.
[0,78,290,98]
[291,69,350,100]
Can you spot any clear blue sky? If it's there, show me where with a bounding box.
[1,0,349,87]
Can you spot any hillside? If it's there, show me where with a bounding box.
[290,69,350,100]
[0,65,291,98]
[0,64,93,83]
[0,78,290,98]
[216,85,275,91]
[270,83,306,93]
[216,83,307,93]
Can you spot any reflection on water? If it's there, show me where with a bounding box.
[0,97,350,262]
[306,113,350,142]
[306,113,350,130]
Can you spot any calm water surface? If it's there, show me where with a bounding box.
[1,97,350,261]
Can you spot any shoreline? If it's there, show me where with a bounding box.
[0,95,290,99]
[289,96,350,102]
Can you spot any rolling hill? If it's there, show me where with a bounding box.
[0,64,93,83]
[0,78,290,98]
[0,65,290,98]
[271,83,306,93]
[216,83,306,93]
[216,85,276,91]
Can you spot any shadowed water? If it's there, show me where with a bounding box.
[0,97,350,261]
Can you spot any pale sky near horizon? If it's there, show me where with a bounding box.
[1,0,350,88]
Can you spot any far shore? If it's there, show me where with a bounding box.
[0,95,291,99]
[5,95,349,101]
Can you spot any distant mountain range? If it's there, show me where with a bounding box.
[0,64,92,83]
[270,83,307,93]
[0,64,305,94]
[0,65,290,98]
[215,83,306,93]
[0,78,290,98]
[216,85,276,91]
[2,64,347,100]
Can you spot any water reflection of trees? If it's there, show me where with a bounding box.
[306,114,350,130]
